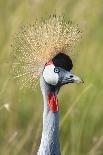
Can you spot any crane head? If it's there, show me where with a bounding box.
[43,53,83,86]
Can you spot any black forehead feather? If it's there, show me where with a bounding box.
[52,52,73,71]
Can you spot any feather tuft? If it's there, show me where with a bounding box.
[11,15,82,89]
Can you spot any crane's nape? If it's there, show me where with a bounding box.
[43,52,83,87]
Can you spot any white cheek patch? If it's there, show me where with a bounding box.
[43,64,59,85]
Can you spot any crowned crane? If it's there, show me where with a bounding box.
[11,15,83,155]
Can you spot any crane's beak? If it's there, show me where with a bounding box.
[61,72,84,85]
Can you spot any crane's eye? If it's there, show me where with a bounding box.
[54,67,60,73]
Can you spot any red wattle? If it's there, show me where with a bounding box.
[48,92,59,112]
[45,61,53,66]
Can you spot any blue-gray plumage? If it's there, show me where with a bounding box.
[37,77,60,155]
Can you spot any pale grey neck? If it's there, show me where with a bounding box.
[37,76,61,155]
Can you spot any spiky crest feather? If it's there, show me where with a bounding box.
[11,15,82,89]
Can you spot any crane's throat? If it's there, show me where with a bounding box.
[48,92,59,112]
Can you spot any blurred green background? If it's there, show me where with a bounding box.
[0,0,103,155]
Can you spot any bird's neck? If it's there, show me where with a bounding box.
[37,76,61,155]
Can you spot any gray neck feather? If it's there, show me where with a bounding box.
[37,76,61,155]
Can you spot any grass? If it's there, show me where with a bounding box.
[0,0,103,155]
